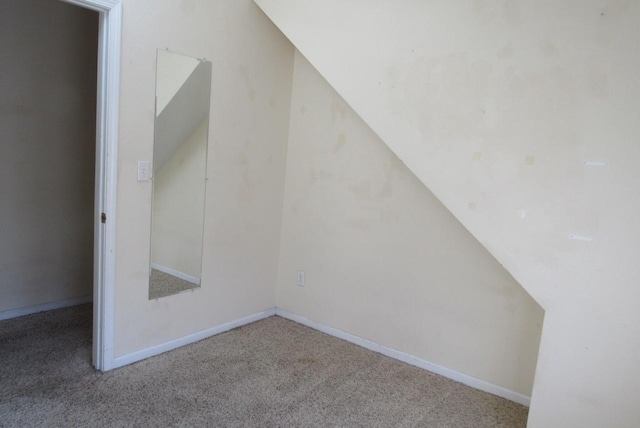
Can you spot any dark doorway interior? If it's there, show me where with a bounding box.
[0,0,99,321]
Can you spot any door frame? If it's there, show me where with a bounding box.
[60,0,121,371]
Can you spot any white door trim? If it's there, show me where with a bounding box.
[60,0,121,371]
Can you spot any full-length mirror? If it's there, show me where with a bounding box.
[149,49,212,299]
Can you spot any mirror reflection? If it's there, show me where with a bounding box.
[149,49,212,300]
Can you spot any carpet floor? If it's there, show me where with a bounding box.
[149,269,199,300]
[0,304,528,427]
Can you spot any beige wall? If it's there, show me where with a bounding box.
[254,1,640,426]
[278,51,544,396]
[0,0,97,314]
[114,0,294,356]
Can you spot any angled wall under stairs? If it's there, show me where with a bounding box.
[255,1,640,426]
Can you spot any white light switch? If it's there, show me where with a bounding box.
[137,161,151,182]
[296,271,305,287]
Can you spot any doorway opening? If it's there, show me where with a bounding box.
[63,0,121,372]
[0,0,120,371]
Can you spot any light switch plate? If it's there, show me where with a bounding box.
[296,271,305,287]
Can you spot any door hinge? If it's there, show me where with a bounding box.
[101,213,107,224]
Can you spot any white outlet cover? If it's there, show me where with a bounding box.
[137,160,151,182]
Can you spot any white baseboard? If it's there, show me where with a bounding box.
[0,295,93,321]
[112,307,276,369]
[109,306,530,407]
[151,263,200,285]
[275,308,531,407]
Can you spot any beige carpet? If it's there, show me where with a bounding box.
[0,304,528,427]
[149,269,199,300]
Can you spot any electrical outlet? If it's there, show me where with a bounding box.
[137,160,151,181]
[296,271,305,287]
